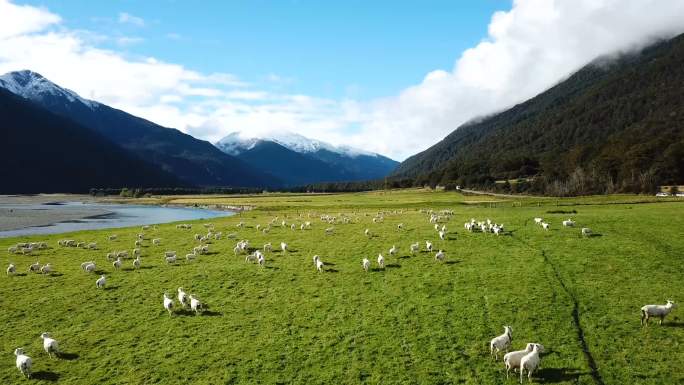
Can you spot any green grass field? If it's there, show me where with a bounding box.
[1,190,683,384]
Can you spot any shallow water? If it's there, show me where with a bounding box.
[0,202,233,238]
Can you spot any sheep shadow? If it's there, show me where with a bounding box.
[324,268,339,273]
[444,260,460,265]
[200,310,222,317]
[264,266,281,270]
[174,309,221,317]
[587,233,603,238]
[663,322,684,328]
[537,367,587,383]
[13,273,28,277]
[32,371,60,381]
[324,262,337,266]
[93,269,107,275]
[59,352,79,361]
[103,285,119,291]
[399,255,412,260]
[385,263,401,269]
[45,272,64,277]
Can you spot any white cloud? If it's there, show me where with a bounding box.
[1,0,684,161]
[118,12,144,27]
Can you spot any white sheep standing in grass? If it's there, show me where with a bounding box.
[164,251,176,258]
[186,252,197,261]
[562,219,575,227]
[581,227,592,237]
[6,263,16,275]
[165,255,177,264]
[133,256,141,269]
[96,275,106,289]
[425,241,433,252]
[40,333,59,358]
[520,343,543,383]
[362,258,370,272]
[163,293,174,315]
[14,348,32,379]
[316,258,325,273]
[28,261,41,273]
[541,222,550,231]
[190,295,203,314]
[534,217,543,225]
[435,250,445,262]
[152,238,161,245]
[113,257,122,270]
[177,287,189,308]
[258,254,266,267]
[264,243,272,252]
[439,230,446,240]
[504,343,544,379]
[377,254,385,269]
[389,245,398,257]
[364,229,371,237]
[410,242,420,254]
[490,325,513,360]
[280,242,288,252]
[40,263,53,275]
[641,300,676,325]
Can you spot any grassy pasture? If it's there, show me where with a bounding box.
[1,190,683,384]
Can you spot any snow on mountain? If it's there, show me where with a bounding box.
[215,131,377,158]
[0,70,98,109]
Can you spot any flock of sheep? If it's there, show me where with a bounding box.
[4,209,677,381]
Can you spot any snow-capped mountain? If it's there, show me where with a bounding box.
[215,131,375,158]
[215,131,399,185]
[0,70,98,109]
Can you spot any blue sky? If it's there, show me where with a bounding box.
[22,0,510,100]
[3,0,683,160]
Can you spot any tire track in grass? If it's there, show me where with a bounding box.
[510,231,604,385]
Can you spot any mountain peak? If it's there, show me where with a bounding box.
[0,70,97,109]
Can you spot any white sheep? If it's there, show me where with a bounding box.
[152,238,161,245]
[190,294,203,314]
[40,333,59,358]
[163,293,174,315]
[389,245,398,257]
[425,241,433,252]
[435,250,445,262]
[325,227,334,235]
[520,343,543,383]
[133,256,141,269]
[280,242,288,252]
[14,348,32,378]
[562,219,575,227]
[40,263,53,275]
[377,254,385,269]
[165,255,177,264]
[641,300,676,325]
[164,251,176,258]
[362,258,370,272]
[316,258,325,273]
[581,227,592,237]
[541,222,550,231]
[178,287,188,308]
[410,242,420,254]
[108,235,117,241]
[6,263,16,275]
[96,275,106,288]
[504,343,544,379]
[490,325,513,360]
[364,229,371,237]
[113,257,122,270]
[533,217,543,225]
[264,243,272,252]
[439,231,445,240]
[28,261,41,273]
[186,253,197,261]
[258,254,266,267]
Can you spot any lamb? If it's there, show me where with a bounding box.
[641,300,676,325]
[362,258,370,272]
[165,255,177,264]
[490,325,513,360]
[190,294,203,314]
[14,348,32,378]
[163,293,174,315]
[425,241,433,252]
[410,242,420,254]
[40,333,59,358]
[562,219,575,227]
[389,245,398,257]
[316,258,325,273]
[581,227,592,237]
[133,256,141,269]
[258,254,266,267]
[96,275,106,288]
[439,230,445,240]
[541,222,550,231]
[280,242,288,252]
[435,250,445,262]
[40,263,53,275]
[520,343,543,383]
[28,261,41,273]
[504,343,544,379]
[377,254,385,269]
[113,257,122,270]
[178,287,189,308]
[7,263,16,275]
[533,217,543,225]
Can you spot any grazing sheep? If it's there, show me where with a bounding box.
[113,257,122,270]
[520,343,543,383]
[96,275,106,288]
[425,241,433,252]
[389,245,398,257]
[133,256,141,269]
[152,238,161,245]
[541,222,550,231]
[134,240,142,247]
[14,348,32,379]
[245,253,258,263]
[325,227,334,235]
[364,229,371,237]
[164,251,176,258]
[163,293,174,315]
[190,295,203,314]
[186,253,197,261]
[7,263,16,275]
[280,242,288,252]
[641,300,676,325]
[410,242,420,254]
[133,248,141,257]
[108,235,117,241]
[28,261,41,273]
[435,250,445,262]
[504,343,544,379]
[581,227,592,237]
[40,333,59,358]
[258,254,266,267]
[316,258,325,273]
[533,218,543,225]
[397,223,404,230]
[490,326,513,360]
[362,258,370,272]
[263,243,272,252]
[377,254,385,269]
[165,255,177,264]
[439,231,446,240]
[40,263,53,275]
[178,287,189,308]
[88,242,98,250]
[562,219,575,227]
[142,225,150,231]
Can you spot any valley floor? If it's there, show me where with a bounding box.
[1,189,682,384]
